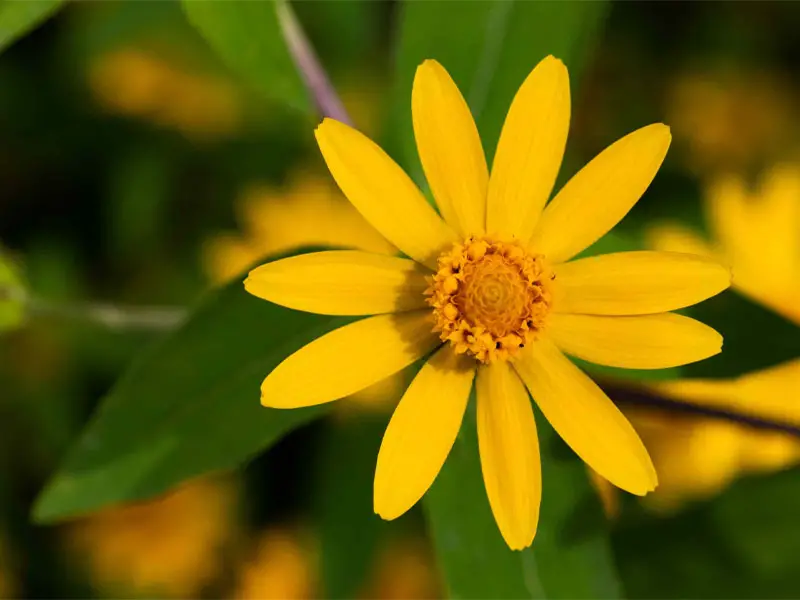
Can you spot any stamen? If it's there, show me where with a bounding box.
[425,237,552,363]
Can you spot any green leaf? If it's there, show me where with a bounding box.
[0,0,63,54]
[33,253,349,523]
[0,250,25,332]
[387,0,608,175]
[615,467,800,599]
[181,0,309,113]
[313,415,386,599]
[424,396,621,599]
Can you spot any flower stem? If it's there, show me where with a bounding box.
[276,0,353,125]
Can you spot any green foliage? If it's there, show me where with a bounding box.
[615,467,800,599]
[181,0,309,113]
[33,254,349,523]
[0,0,63,53]
[424,396,621,599]
[0,250,24,333]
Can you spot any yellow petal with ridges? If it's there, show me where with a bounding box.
[531,124,671,263]
[374,346,475,520]
[487,55,570,241]
[261,311,438,408]
[515,337,657,495]
[413,59,488,236]
[315,118,458,269]
[553,251,731,315]
[548,312,723,369]
[476,362,541,550]
[245,251,430,316]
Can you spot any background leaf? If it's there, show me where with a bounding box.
[33,254,349,522]
[0,0,63,54]
[181,0,309,113]
[424,397,621,599]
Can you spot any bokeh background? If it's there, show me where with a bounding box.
[2,1,800,598]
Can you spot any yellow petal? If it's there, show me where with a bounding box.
[245,251,429,316]
[486,56,570,241]
[553,251,731,315]
[547,312,723,369]
[476,362,541,550]
[261,311,438,408]
[374,346,475,520]
[514,337,657,495]
[413,60,488,236]
[315,119,458,269]
[531,124,671,263]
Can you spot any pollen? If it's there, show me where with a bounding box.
[425,237,553,363]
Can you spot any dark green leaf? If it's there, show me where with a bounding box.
[424,396,621,599]
[181,0,309,113]
[33,253,349,523]
[0,0,63,54]
[313,414,387,599]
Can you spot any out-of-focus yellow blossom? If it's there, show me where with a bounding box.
[231,527,316,600]
[622,176,800,511]
[666,70,794,173]
[203,171,400,414]
[649,165,800,326]
[230,527,440,600]
[360,536,441,600]
[630,360,800,511]
[0,534,16,599]
[64,476,238,598]
[203,171,396,285]
[88,47,243,141]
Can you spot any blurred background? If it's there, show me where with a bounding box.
[2,1,800,598]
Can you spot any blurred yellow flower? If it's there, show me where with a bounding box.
[666,69,795,173]
[246,56,730,549]
[232,527,316,600]
[622,178,800,510]
[632,360,800,511]
[203,171,395,286]
[64,477,238,598]
[360,536,441,600]
[649,165,800,326]
[88,47,243,141]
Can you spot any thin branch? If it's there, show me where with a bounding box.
[602,381,800,437]
[276,0,353,126]
[1,285,185,332]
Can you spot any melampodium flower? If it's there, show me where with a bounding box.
[245,56,731,549]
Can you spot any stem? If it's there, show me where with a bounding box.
[602,381,800,437]
[1,285,185,332]
[276,0,353,126]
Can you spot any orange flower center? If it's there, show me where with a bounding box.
[425,237,552,363]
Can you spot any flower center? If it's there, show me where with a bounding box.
[425,236,552,363]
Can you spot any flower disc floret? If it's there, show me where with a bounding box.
[426,237,552,363]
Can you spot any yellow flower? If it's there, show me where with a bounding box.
[649,165,800,325]
[666,69,794,173]
[245,56,730,549]
[203,171,395,286]
[88,48,243,141]
[64,477,237,598]
[634,359,800,511]
[231,527,316,600]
